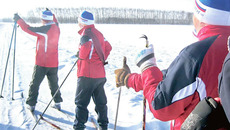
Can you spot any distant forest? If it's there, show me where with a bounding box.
[2,7,193,24]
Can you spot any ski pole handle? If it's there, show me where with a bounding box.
[140,34,149,48]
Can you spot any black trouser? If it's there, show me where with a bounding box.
[26,65,63,106]
[74,77,108,129]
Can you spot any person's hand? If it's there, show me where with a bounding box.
[75,51,79,58]
[13,13,21,22]
[135,44,156,72]
[114,57,131,88]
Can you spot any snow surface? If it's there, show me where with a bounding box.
[0,22,197,130]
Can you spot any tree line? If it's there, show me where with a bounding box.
[2,7,193,24]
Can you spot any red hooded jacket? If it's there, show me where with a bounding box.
[77,25,112,78]
[17,15,60,67]
[127,25,230,130]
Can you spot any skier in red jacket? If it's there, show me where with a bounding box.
[13,9,63,112]
[73,11,112,130]
[114,0,230,129]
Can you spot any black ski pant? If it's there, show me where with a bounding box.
[26,65,63,106]
[74,77,108,129]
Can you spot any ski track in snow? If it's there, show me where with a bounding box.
[0,22,197,130]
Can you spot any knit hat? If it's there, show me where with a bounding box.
[78,11,94,25]
[41,10,53,21]
[194,0,230,26]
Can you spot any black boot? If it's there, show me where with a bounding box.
[99,125,108,130]
[73,123,86,130]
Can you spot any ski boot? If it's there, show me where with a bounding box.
[52,102,61,111]
[27,105,35,112]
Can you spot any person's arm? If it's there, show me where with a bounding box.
[115,44,198,121]
[78,35,93,60]
[104,39,112,60]
[14,14,50,37]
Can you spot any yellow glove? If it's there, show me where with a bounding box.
[114,56,131,88]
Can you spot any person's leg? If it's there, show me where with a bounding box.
[26,65,46,106]
[92,78,108,129]
[74,77,94,129]
[47,67,63,103]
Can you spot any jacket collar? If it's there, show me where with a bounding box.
[43,21,55,26]
[197,25,230,40]
[78,24,95,35]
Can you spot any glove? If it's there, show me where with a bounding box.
[135,44,156,72]
[114,56,131,88]
[13,13,21,22]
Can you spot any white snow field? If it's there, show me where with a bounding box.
[0,22,197,130]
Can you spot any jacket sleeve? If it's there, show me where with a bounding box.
[17,19,41,37]
[104,39,112,60]
[127,67,163,93]
[128,67,168,119]
[127,73,143,92]
[17,19,50,37]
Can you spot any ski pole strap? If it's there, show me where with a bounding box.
[85,29,107,65]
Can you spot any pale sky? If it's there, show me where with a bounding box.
[0,0,193,18]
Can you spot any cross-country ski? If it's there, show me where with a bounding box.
[39,115,62,130]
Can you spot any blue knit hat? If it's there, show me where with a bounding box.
[194,0,230,26]
[41,10,53,21]
[78,11,94,25]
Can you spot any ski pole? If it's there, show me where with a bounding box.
[32,58,78,130]
[12,22,17,100]
[140,34,149,130]
[114,86,121,130]
[142,98,146,130]
[114,56,128,130]
[0,22,17,98]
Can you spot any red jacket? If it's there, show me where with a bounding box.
[77,25,112,78]
[17,15,60,67]
[127,25,230,130]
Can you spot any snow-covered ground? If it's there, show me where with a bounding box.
[0,22,197,130]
